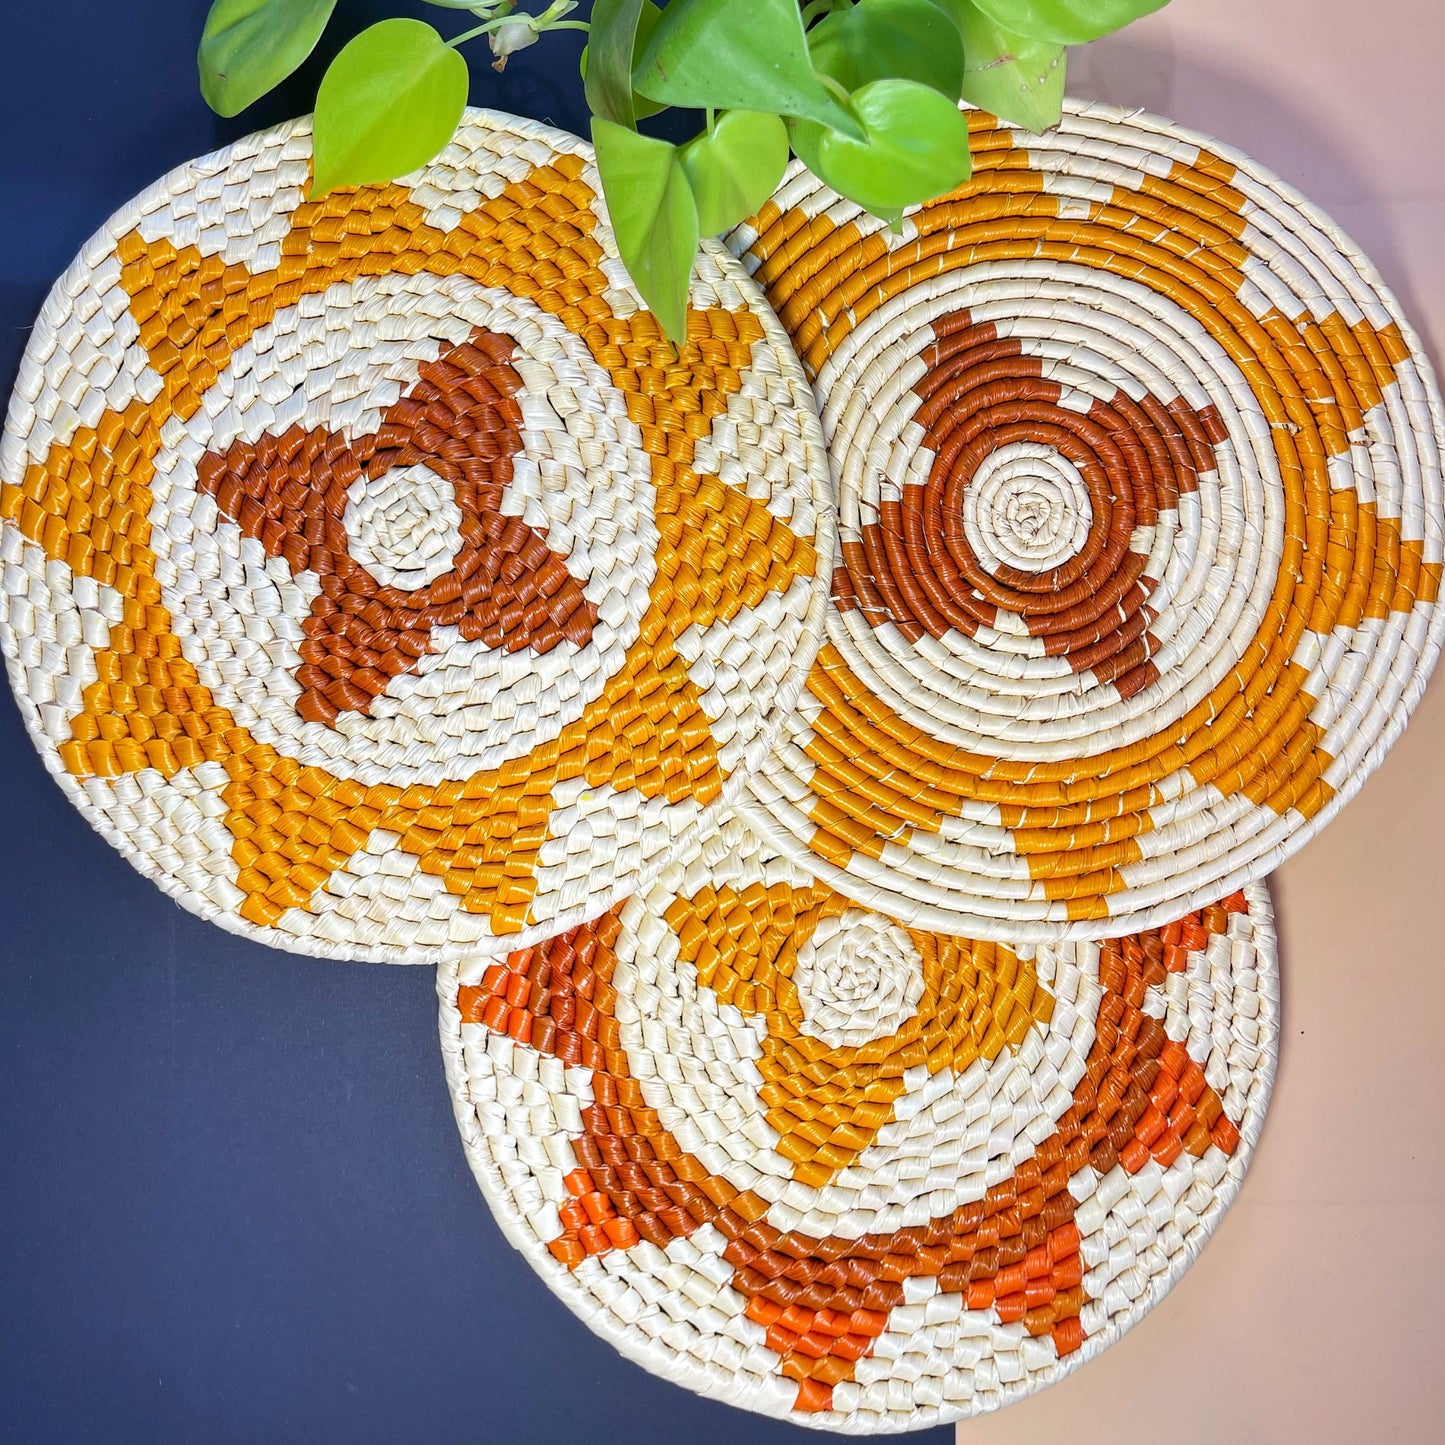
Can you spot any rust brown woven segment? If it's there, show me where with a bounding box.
[197,328,600,727]
[844,305,1233,700]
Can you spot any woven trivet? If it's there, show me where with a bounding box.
[439,813,1277,1432]
[0,109,834,961]
[727,100,1445,942]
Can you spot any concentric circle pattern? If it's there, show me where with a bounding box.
[440,815,1277,1431]
[728,100,1445,941]
[0,109,834,960]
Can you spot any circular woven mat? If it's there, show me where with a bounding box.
[0,109,833,961]
[439,814,1277,1432]
[728,100,1445,942]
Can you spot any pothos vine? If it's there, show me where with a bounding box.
[199,0,1170,341]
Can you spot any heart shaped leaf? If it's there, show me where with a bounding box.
[199,0,337,117]
[956,1,1067,132]
[312,19,469,197]
[808,0,965,100]
[680,111,789,236]
[969,0,1168,47]
[634,0,863,139]
[593,118,699,345]
[788,77,972,214]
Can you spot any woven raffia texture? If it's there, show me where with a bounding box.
[0,109,834,961]
[439,813,1277,1432]
[727,100,1445,942]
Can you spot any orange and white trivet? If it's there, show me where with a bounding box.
[439,815,1277,1431]
[0,110,833,960]
[729,100,1445,942]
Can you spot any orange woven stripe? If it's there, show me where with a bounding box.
[28,163,817,935]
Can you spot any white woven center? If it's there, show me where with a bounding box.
[344,463,465,591]
[962,442,1093,575]
[792,910,924,1048]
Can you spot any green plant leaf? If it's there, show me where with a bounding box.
[634,0,864,139]
[585,0,666,126]
[808,0,965,100]
[581,58,668,123]
[592,117,699,345]
[198,0,337,117]
[956,2,1067,131]
[312,19,469,196]
[680,111,789,235]
[969,0,1168,47]
[788,77,972,214]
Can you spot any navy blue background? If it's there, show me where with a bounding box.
[0,4,951,1441]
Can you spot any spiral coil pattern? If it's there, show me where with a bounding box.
[729,101,1445,941]
[440,815,1278,1430]
[0,110,834,959]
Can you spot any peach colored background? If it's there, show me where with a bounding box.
[960,2,1445,1441]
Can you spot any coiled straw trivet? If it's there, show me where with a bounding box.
[0,109,834,961]
[728,100,1445,942]
[439,813,1277,1432]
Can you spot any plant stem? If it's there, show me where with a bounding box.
[446,1,585,49]
[448,19,507,46]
